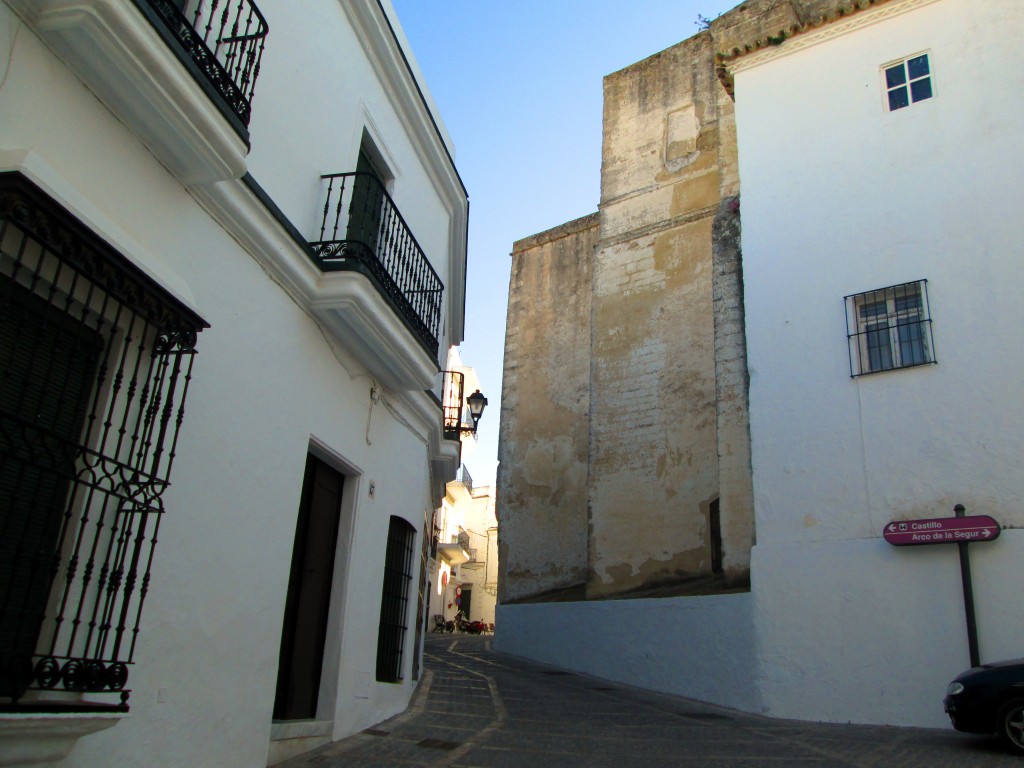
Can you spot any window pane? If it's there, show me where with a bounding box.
[907,55,930,79]
[867,326,893,371]
[888,87,909,111]
[885,64,907,88]
[894,294,922,312]
[899,322,927,365]
[910,78,933,103]
[860,300,888,318]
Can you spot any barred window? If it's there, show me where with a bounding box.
[0,173,207,710]
[845,280,935,377]
[375,516,416,683]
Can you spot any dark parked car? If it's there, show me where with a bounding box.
[945,659,1024,754]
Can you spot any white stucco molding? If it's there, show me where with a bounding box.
[0,148,203,314]
[0,712,124,766]
[724,0,943,75]
[310,274,438,391]
[7,0,248,184]
[340,0,468,348]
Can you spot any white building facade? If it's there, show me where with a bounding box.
[497,0,1023,731]
[430,467,498,631]
[733,0,1024,727]
[0,1,468,765]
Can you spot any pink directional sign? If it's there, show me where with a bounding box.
[883,515,1001,546]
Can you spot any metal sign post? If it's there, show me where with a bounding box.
[954,504,980,667]
[883,504,1000,668]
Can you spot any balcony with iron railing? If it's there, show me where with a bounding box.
[441,370,465,441]
[311,173,444,360]
[8,0,268,183]
[138,0,268,131]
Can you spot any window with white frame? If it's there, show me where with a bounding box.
[884,53,933,111]
[845,280,935,377]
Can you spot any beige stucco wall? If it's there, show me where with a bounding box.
[497,214,598,603]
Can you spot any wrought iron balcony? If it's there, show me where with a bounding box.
[312,173,443,358]
[455,464,474,492]
[139,0,268,130]
[441,371,465,441]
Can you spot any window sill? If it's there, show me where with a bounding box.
[0,711,124,765]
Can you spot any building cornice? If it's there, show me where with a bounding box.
[716,0,940,94]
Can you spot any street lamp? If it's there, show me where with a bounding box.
[464,389,488,435]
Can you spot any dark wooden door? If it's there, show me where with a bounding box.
[274,454,344,720]
[346,150,385,257]
[460,587,472,619]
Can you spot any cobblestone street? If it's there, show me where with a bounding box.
[280,634,1019,768]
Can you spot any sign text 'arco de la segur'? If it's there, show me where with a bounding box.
[882,515,1001,547]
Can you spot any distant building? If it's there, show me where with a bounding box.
[497,0,1024,729]
[430,465,498,630]
[0,0,467,765]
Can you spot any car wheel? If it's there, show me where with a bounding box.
[997,699,1024,754]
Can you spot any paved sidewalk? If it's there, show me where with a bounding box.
[280,634,1019,767]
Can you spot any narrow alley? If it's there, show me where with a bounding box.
[279,634,1017,768]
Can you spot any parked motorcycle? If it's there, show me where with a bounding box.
[454,611,486,634]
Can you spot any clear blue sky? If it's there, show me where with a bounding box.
[390,1,738,486]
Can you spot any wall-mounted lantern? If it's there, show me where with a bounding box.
[464,389,488,435]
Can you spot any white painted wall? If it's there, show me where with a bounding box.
[495,594,760,713]
[0,0,463,765]
[733,0,1024,727]
[752,533,1024,727]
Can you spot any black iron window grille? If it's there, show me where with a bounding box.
[312,173,444,358]
[375,516,416,683]
[0,174,208,711]
[138,0,269,130]
[845,280,935,377]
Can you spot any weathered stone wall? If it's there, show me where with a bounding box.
[497,214,598,603]
[497,0,870,603]
[586,32,730,598]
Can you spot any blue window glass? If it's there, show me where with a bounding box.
[894,294,922,312]
[888,87,909,111]
[860,300,889,318]
[899,322,926,366]
[867,324,894,371]
[885,64,907,88]
[907,55,930,79]
[911,78,933,103]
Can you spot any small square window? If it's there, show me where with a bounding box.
[845,280,936,377]
[884,53,933,111]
